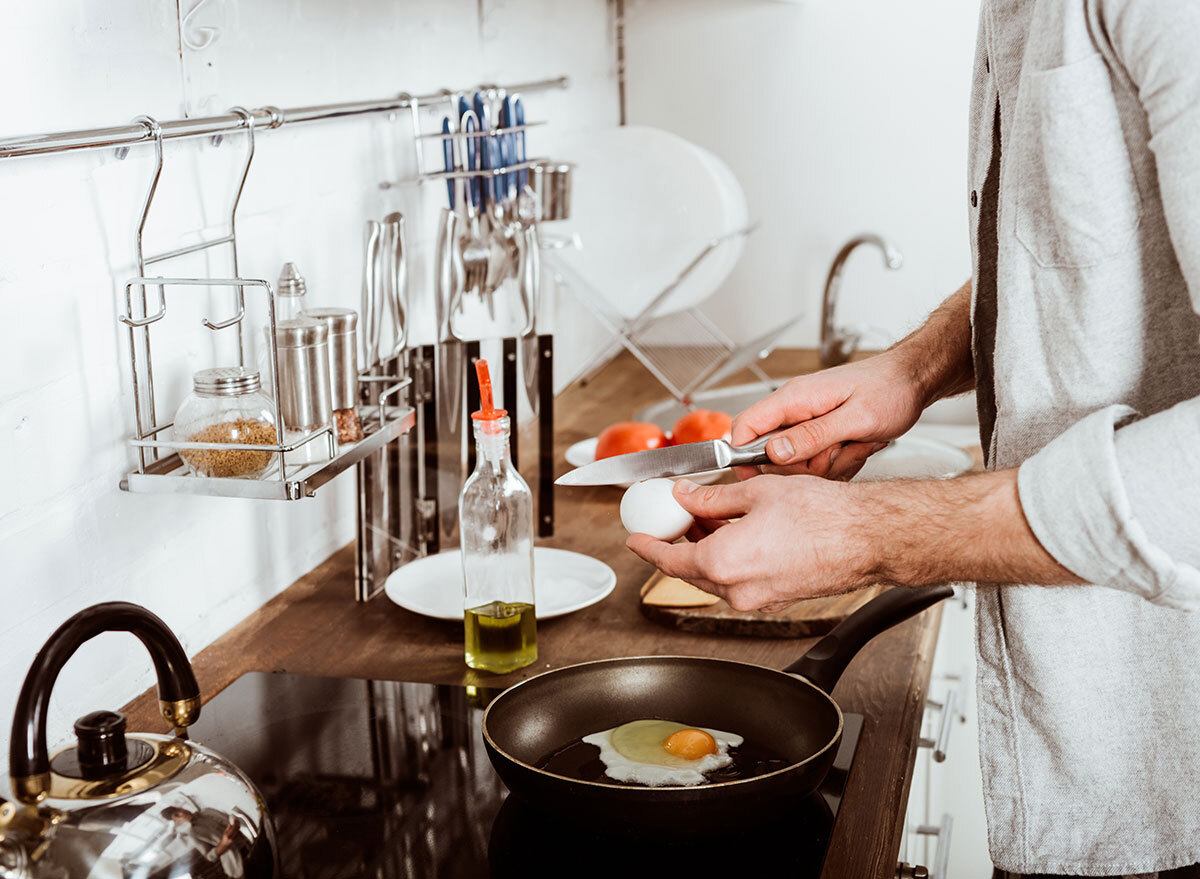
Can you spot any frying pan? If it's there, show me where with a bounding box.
[482,584,952,830]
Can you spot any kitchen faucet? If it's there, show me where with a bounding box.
[819,234,904,368]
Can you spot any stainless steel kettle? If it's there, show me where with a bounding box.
[0,602,275,878]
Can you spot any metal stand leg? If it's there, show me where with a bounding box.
[465,340,481,475]
[537,334,554,537]
[503,337,519,467]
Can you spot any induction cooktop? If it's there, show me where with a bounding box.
[188,673,863,878]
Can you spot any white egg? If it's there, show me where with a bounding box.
[582,719,744,787]
[620,478,694,541]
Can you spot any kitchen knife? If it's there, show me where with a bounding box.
[485,131,503,207]
[512,95,527,190]
[441,117,455,209]
[555,432,778,486]
[497,124,514,206]
[459,97,481,209]
[472,92,496,205]
[463,112,480,210]
[500,94,516,203]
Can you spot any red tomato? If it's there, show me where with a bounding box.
[595,422,670,459]
[671,409,732,445]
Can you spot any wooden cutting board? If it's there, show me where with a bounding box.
[639,572,887,638]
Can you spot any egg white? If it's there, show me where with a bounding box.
[582,719,744,787]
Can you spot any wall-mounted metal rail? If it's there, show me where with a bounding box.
[0,76,569,160]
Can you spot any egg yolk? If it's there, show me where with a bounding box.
[662,728,718,760]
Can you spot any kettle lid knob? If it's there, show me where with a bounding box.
[73,711,128,780]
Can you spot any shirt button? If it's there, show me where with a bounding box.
[971,190,979,207]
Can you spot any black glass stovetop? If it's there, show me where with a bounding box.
[188,673,863,879]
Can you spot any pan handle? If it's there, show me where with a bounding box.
[784,585,955,694]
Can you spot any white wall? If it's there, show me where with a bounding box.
[623,0,980,350]
[0,0,616,761]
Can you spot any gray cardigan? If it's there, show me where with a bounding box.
[969,0,1200,873]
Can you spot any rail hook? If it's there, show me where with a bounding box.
[119,279,167,328]
[200,105,255,332]
[261,105,285,129]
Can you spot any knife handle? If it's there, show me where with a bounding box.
[725,429,788,468]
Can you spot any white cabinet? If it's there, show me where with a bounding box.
[899,587,992,878]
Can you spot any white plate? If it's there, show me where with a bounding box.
[384,547,616,621]
[553,125,747,320]
[853,435,974,482]
[564,437,722,487]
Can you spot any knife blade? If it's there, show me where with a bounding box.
[556,432,777,486]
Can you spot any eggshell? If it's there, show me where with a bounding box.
[620,478,694,541]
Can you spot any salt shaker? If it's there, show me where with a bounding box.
[302,307,363,443]
[271,318,333,464]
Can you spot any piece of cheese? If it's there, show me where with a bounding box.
[641,575,721,608]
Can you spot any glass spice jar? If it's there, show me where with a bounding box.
[173,367,279,479]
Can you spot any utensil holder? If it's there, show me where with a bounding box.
[529,161,574,221]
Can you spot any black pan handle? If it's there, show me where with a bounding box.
[785,585,954,693]
[9,602,200,802]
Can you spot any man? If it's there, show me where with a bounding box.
[628,1,1200,876]
[154,806,244,878]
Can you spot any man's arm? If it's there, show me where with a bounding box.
[730,280,975,480]
[626,281,1079,611]
[627,469,1075,613]
[890,279,976,406]
[867,470,1075,588]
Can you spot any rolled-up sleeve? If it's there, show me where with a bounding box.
[1018,403,1200,610]
[1013,0,1200,611]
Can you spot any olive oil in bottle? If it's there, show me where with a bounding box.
[459,360,537,674]
[464,601,537,674]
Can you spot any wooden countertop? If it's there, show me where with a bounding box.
[125,348,946,879]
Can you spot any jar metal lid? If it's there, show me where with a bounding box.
[301,307,358,334]
[193,366,262,396]
[277,262,307,298]
[273,317,328,348]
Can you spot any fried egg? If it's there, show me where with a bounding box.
[582,719,744,786]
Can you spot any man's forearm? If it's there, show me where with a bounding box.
[888,281,975,407]
[862,468,1079,588]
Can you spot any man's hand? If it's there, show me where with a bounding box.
[731,350,927,481]
[627,476,880,611]
[731,281,977,481]
[626,470,1078,612]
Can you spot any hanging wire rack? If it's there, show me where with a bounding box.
[112,110,413,500]
[0,77,568,500]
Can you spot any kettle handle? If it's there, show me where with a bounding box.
[8,602,200,803]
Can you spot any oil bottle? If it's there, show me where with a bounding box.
[459,359,537,673]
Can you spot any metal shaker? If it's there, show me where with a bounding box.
[273,317,333,462]
[529,161,574,221]
[302,307,363,442]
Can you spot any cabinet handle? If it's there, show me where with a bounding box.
[919,688,958,762]
[895,864,929,879]
[916,813,954,879]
